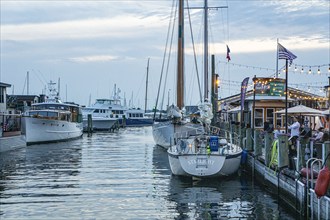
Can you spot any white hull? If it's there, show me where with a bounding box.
[24,117,83,145]
[168,151,241,177]
[152,121,174,149]
[167,133,242,178]
[152,121,203,149]
[83,117,117,131]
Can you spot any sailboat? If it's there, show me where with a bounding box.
[152,0,204,149]
[167,0,242,178]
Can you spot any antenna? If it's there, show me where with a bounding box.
[27,71,29,95]
[58,78,60,96]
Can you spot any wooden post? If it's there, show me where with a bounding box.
[87,114,92,136]
[245,128,253,151]
[264,132,273,166]
[254,129,262,156]
[277,134,289,168]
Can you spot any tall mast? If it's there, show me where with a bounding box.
[177,0,184,109]
[145,58,150,113]
[203,0,209,101]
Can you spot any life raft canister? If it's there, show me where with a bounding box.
[314,166,330,198]
[241,149,248,165]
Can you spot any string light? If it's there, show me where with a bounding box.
[219,61,329,76]
[317,66,320,74]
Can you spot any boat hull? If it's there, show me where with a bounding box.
[83,117,118,131]
[24,117,83,145]
[152,121,203,149]
[168,151,241,177]
[152,121,174,149]
[125,118,153,127]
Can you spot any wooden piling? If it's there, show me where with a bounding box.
[253,129,262,156]
[264,132,273,166]
[277,134,289,168]
[245,128,253,151]
[87,114,93,136]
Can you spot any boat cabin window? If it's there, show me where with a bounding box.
[29,111,59,118]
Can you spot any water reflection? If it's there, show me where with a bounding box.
[151,145,295,220]
[0,128,295,219]
[0,140,83,215]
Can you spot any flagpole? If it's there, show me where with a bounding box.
[285,59,288,134]
[276,39,279,78]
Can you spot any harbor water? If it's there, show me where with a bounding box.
[0,127,297,219]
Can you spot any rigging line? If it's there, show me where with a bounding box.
[31,69,46,86]
[160,0,177,111]
[153,0,176,114]
[186,0,202,103]
[226,0,229,44]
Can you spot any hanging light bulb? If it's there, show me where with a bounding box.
[294,66,297,71]
[317,66,320,74]
[308,67,312,74]
[301,68,304,73]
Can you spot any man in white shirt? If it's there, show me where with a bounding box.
[288,117,300,159]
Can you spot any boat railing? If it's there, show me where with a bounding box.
[174,127,204,140]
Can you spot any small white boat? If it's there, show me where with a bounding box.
[82,86,153,129]
[82,100,119,131]
[23,81,83,145]
[168,125,242,178]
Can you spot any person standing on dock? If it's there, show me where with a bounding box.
[288,117,300,158]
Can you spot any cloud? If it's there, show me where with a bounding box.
[67,55,132,63]
[1,14,168,41]
[185,36,328,56]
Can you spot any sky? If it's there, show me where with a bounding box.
[1,0,329,110]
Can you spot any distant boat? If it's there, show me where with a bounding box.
[0,113,26,152]
[82,86,153,130]
[125,108,153,127]
[82,98,119,131]
[23,81,83,145]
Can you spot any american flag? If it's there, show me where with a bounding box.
[226,45,231,62]
[278,43,297,64]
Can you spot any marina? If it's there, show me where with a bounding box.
[1,1,329,219]
[1,127,297,219]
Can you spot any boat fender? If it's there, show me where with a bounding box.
[300,167,318,179]
[314,166,330,198]
[240,149,248,164]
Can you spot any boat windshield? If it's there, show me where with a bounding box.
[28,110,59,118]
[32,104,70,111]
